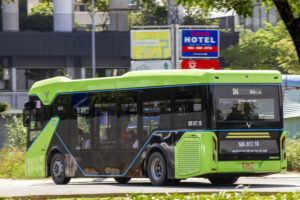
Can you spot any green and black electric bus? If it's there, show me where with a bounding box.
[23,70,286,186]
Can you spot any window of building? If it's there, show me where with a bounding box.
[85,68,127,78]
[16,68,64,91]
[253,5,260,31]
[260,6,268,28]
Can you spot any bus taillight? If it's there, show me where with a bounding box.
[213,137,217,162]
[282,136,286,160]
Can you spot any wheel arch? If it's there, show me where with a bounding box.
[46,146,64,177]
[143,144,168,178]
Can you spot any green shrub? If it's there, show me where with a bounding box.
[287,138,300,171]
[0,148,25,178]
[2,114,27,150]
[0,114,27,178]
[0,102,9,113]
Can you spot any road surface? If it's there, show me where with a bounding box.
[1,174,300,198]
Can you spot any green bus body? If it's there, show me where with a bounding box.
[24,70,286,184]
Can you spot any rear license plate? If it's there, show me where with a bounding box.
[243,163,254,170]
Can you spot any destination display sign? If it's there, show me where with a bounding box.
[181,29,219,58]
[232,88,263,96]
[219,140,279,154]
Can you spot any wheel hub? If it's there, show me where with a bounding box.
[53,160,63,178]
[151,158,162,181]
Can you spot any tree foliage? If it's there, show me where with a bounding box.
[30,1,53,16]
[223,21,299,73]
[20,2,53,31]
[176,0,300,66]
[129,0,168,26]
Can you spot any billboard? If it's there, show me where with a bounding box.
[181,60,220,70]
[181,29,219,58]
[131,30,171,60]
[131,60,171,71]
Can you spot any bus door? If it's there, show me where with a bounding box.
[23,100,44,149]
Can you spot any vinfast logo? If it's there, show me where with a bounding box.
[44,90,50,103]
[246,122,252,128]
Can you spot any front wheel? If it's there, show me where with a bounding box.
[50,153,71,185]
[147,152,167,186]
[208,176,239,185]
[114,177,131,184]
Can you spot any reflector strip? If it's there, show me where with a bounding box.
[226,132,270,139]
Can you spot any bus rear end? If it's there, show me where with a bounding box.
[210,84,286,181]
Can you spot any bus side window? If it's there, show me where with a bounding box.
[174,86,205,129]
[142,88,172,136]
[90,92,117,150]
[119,91,138,149]
[76,106,91,150]
[71,93,91,150]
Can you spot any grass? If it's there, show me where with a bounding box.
[0,148,25,178]
[1,192,300,200]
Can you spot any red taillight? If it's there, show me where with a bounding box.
[213,137,217,150]
[282,136,286,150]
[282,136,286,160]
[212,137,217,162]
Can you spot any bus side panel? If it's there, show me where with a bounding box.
[175,132,217,179]
[25,117,60,177]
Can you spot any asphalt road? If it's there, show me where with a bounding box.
[1,174,300,198]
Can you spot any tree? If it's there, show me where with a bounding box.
[81,0,110,31]
[129,0,217,27]
[222,21,299,73]
[20,2,53,31]
[176,0,300,65]
[129,0,168,26]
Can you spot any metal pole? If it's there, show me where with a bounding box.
[91,0,96,78]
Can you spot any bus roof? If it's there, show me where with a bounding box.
[28,69,282,105]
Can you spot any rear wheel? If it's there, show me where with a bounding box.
[114,177,131,184]
[208,176,239,185]
[50,153,71,185]
[147,152,167,186]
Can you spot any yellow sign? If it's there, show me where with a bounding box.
[131,30,171,59]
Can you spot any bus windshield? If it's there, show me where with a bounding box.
[214,85,280,122]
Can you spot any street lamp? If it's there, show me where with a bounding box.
[91,0,96,78]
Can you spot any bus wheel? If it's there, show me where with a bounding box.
[208,176,239,185]
[114,177,131,184]
[147,152,167,186]
[50,153,71,185]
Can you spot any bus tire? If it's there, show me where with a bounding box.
[50,153,71,185]
[114,177,131,184]
[147,152,167,186]
[208,176,239,185]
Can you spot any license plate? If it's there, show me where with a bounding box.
[243,163,254,170]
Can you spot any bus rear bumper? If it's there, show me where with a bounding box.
[175,131,287,179]
[214,160,286,174]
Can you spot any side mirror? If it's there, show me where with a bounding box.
[23,108,30,127]
[24,101,35,109]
